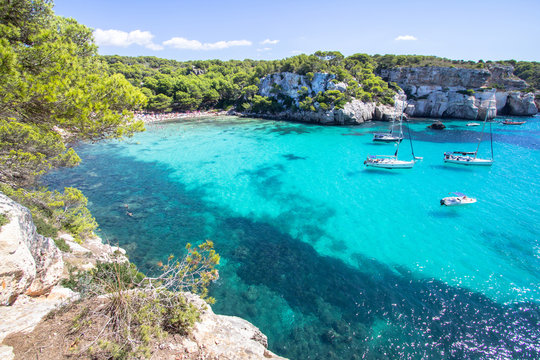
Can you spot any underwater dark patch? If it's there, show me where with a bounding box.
[216,216,540,359]
[282,153,307,161]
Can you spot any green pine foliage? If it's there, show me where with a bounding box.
[0,0,146,189]
[104,51,399,114]
[1,184,98,242]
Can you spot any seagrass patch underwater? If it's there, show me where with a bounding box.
[44,116,540,359]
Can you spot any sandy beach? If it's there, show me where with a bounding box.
[134,110,232,124]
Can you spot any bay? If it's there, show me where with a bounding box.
[44,115,540,359]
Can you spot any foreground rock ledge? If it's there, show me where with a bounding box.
[0,193,287,359]
[4,293,287,360]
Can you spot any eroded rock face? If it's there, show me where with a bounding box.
[257,72,402,124]
[184,293,287,359]
[379,66,537,118]
[504,92,538,116]
[260,72,337,100]
[406,90,498,120]
[380,65,528,91]
[380,66,491,89]
[0,194,63,304]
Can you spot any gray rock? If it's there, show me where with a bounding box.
[0,286,78,358]
[184,292,287,359]
[486,64,528,90]
[257,72,401,124]
[379,65,535,119]
[380,66,491,89]
[505,92,538,116]
[259,72,336,101]
[0,194,63,304]
[407,90,497,120]
[380,65,528,91]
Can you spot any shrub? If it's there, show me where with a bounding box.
[0,213,8,228]
[457,89,476,96]
[64,241,219,359]
[33,216,58,238]
[54,237,72,252]
[1,185,98,241]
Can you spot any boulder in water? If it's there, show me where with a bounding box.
[428,120,446,130]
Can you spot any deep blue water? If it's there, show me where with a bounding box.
[44,116,540,359]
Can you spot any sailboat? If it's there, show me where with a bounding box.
[365,105,419,169]
[372,107,403,143]
[443,99,495,166]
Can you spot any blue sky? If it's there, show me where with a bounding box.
[54,0,539,62]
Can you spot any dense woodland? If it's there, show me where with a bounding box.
[102,52,398,113]
[102,53,540,114]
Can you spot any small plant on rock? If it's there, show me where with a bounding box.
[65,240,219,359]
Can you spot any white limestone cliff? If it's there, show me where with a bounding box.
[257,72,401,124]
[0,194,63,305]
[379,65,537,118]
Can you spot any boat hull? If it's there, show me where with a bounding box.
[372,134,403,143]
[441,197,477,206]
[365,159,415,169]
[444,157,493,166]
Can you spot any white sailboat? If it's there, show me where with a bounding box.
[372,132,403,143]
[444,100,495,166]
[372,105,403,143]
[365,105,418,169]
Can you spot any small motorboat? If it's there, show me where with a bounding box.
[502,119,526,125]
[467,122,480,126]
[440,192,477,206]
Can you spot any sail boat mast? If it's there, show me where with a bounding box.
[474,99,492,159]
[443,97,494,166]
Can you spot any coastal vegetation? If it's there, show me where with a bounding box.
[58,241,219,359]
[102,51,397,114]
[0,2,221,358]
[104,53,539,115]
[0,0,145,234]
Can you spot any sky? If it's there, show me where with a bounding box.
[53,0,540,62]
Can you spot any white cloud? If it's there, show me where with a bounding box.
[257,47,272,52]
[260,39,279,45]
[291,50,303,54]
[395,35,418,41]
[94,29,163,50]
[163,37,252,50]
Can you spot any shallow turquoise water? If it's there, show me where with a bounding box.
[44,116,540,359]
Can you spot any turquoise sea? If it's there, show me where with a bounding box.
[44,115,540,359]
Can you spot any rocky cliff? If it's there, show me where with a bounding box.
[379,65,538,118]
[257,72,404,124]
[254,66,537,123]
[0,194,64,305]
[0,193,286,360]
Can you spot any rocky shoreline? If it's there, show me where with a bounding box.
[0,193,286,360]
[244,65,538,125]
[131,65,539,127]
